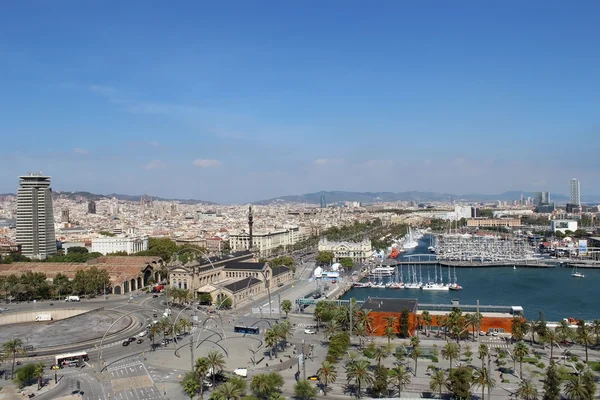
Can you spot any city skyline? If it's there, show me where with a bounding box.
[1,2,599,203]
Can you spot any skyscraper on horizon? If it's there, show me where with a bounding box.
[88,200,96,214]
[569,178,581,206]
[16,174,57,260]
[320,191,327,208]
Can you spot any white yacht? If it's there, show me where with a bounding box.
[571,266,585,278]
[402,227,419,250]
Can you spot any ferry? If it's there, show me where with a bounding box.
[369,266,396,276]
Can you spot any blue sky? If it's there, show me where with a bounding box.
[1,1,599,203]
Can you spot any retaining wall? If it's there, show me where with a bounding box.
[0,308,90,325]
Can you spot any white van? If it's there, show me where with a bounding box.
[65,296,80,302]
[138,331,148,337]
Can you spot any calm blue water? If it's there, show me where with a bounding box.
[341,236,600,321]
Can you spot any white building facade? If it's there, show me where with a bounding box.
[91,235,149,255]
[550,220,578,234]
[318,238,373,263]
[16,174,57,260]
[229,226,307,256]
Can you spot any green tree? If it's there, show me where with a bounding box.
[512,317,528,341]
[429,369,448,399]
[448,365,473,400]
[576,320,593,363]
[513,341,529,379]
[194,357,211,399]
[34,361,45,390]
[317,361,337,396]
[372,365,389,397]
[542,361,561,400]
[316,251,334,265]
[2,338,25,376]
[250,372,284,399]
[564,374,589,400]
[264,328,278,358]
[389,365,411,397]
[199,293,212,305]
[294,380,318,400]
[478,344,489,371]
[280,300,292,318]
[516,379,539,400]
[52,273,72,299]
[14,363,36,388]
[543,328,558,360]
[206,350,226,386]
[182,371,201,399]
[473,367,496,400]
[442,341,460,373]
[399,308,410,338]
[345,359,373,398]
[410,345,422,376]
[339,257,354,270]
[582,370,597,400]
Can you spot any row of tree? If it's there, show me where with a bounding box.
[0,267,111,301]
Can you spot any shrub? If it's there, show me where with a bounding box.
[431,356,439,363]
[535,353,542,360]
[536,362,545,369]
[588,361,600,373]
[14,364,36,388]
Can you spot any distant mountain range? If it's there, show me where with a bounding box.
[0,191,217,205]
[253,190,600,205]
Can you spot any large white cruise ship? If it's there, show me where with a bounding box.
[369,266,396,276]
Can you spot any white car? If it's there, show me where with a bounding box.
[304,328,316,334]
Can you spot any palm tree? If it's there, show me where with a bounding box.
[473,367,496,400]
[317,361,337,396]
[195,357,210,399]
[215,381,244,400]
[389,365,411,397]
[149,324,161,349]
[383,315,398,329]
[544,328,558,360]
[577,326,594,364]
[478,344,489,371]
[442,341,460,373]
[264,328,278,358]
[556,319,572,343]
[384,326,396,346]
[592,319,600,344]
[421,310,432,336]
[277,320,293,349]
[34,361,45,390]
[513,341,529,379]
[280,299,292,319]
[2,338,25,375]
[325,321,341,338]
[429,369,448,399]
[465,312,482,341]
[207,350,226,385]
[356,309,374,333]
[345,359,373,398]
[345,350,361,365]
[178,318,192,335]
[354,323,368,348]
[410,345,422,376]
[564,374,588,400]
[372,345,389,367]
[515,379,538,400]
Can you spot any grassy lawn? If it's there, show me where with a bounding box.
[588,361,600,373]
[521,357,538,363]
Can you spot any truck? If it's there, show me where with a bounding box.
[65,296,80,302]
[152,285,165,293]
[35,313,52,322]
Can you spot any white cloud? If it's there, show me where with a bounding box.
[145,160,168,170]
[73,148,89,155]
[192,159,222,168]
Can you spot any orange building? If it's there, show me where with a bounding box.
[363,297,523,337]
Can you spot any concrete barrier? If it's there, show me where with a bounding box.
[0,309,89,325]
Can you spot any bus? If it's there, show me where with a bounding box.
[233,326,260,335]
[55,351,89,367]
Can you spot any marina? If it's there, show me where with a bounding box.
[342,235,600,320]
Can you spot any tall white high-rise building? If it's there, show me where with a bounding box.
[16,174,57,259]
[569,178,581,206]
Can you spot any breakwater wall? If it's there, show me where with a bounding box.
[0,308,90,325]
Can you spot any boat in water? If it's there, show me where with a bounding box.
[571,266,585,278]
[389,247,401,259]
[353,282,372,288]
[449,265,463,290]
[369,265,396,276]
[422,265,449,291]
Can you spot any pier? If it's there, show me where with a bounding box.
[392,254,555,268]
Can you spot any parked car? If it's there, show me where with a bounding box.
[307,375,319,381]
[304,328,316,335]
[122,341,130,346]
[128,337,136,342]
[137,339,144,344]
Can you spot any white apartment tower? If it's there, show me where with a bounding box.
[16,174,57,259]
[569,178,581,206]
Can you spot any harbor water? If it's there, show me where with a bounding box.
[340,236,599,321]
